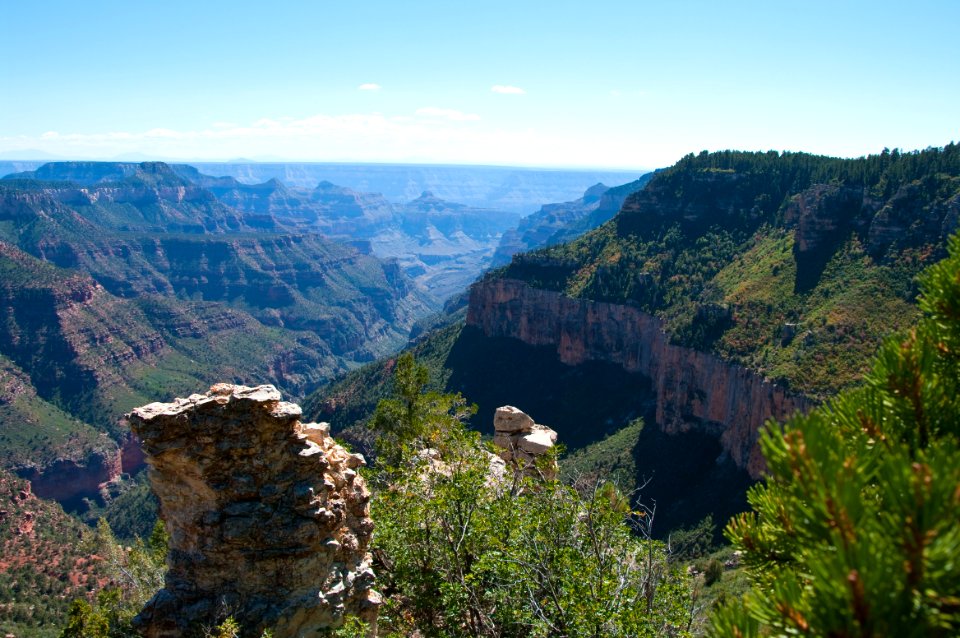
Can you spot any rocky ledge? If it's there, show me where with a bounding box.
[127,383,379,637]
[492,406,558,480]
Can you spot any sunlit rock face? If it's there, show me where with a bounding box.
[128,383,379,638]
[492,405,558,480]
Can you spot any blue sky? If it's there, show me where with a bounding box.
[1,0,957,169]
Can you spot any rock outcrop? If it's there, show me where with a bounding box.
[127,384,379,637]
[15,449,121,511]
[492,176,650,267]
[492,406,558,480]
[468,279,814,478]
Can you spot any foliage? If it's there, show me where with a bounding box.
[668,515,718,562]
[369,350,477,466]
[710,234,960,636]
[207,617,240,638]
[560,417,643,487]
[301,323,464,451]
[701,560,724,588]
[368,355,696,637]
[500,145,960,398]
[0,470,121,638]
[658,145,960,200]
[81,473,159,542]
[59,519,167,638]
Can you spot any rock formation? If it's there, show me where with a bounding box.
[492,406,558,480]
[469,280,814,478]
[492,176,651,267]
[127,383,379,637]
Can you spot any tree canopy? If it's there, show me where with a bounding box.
[367,353,697,637]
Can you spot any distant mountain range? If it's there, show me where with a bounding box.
[182,170,523,304]
[2,160,647,306]
[0,161,431,511]
[491,174,654,266]
[0,160,644,213]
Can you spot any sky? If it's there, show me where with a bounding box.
[1,0,958,170]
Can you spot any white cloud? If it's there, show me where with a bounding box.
[40,131,59,139]
[0,109,653,168]
[491,85,525,95]
[358,83,381,91]
[415,107,481,121]
[144,128,184,139]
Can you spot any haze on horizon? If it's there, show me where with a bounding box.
[1,0,957,171]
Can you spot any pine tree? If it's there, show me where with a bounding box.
[710,235,960,636]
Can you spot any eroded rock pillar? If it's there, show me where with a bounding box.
[127,383,379,637]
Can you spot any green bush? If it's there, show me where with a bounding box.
[703,559,724,587]
[59,519,167,638]
[710,234,960,636]
[369,353,696,637]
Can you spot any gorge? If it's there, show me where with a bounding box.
[467,277,814,479]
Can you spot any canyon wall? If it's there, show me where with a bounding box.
[13,434,144,511]
[467,279,814,478]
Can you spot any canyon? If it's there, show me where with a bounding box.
[0,157,647,523]
[3,147,959,634]
[0,164,433,515]
[467,278,814,479]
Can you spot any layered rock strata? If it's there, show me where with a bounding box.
[492,406,558,480]
[127,384,379,637]
[469,280,814,478]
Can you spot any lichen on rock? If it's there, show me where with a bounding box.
[127,383,379,637]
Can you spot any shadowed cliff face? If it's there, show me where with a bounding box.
[467,279,814,479]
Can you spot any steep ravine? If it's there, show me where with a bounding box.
[467,278,815,479]
[14,434,143,511]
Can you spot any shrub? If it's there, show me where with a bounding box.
[710,234,960,636]
[369,353,696,637]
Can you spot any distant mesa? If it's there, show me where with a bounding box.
[491,175,651,266]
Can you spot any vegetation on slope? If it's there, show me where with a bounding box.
[364,353,698,637]
[0,472,111,638]
[58,520,167,638]
[499,144,960,397]
[304,145,960,545]
[710,234,960,635]
[0,355,110,468]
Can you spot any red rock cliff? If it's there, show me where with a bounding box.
[467,279,814,478]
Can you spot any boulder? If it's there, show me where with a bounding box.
[493,405,535,433]
[491,406,558,480]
